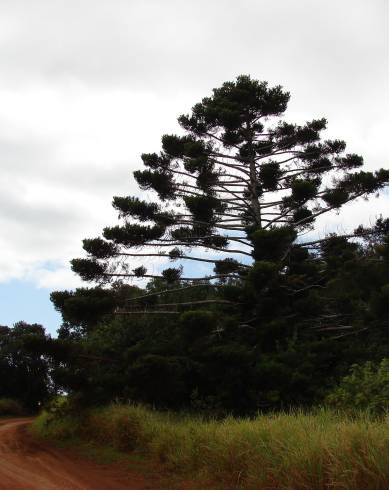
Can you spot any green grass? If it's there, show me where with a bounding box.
[33,404,389,489]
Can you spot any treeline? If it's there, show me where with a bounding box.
[0,322,52,411]
[6,218,387,414]
[51,220,389,413]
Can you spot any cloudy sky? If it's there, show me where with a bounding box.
[1,0,388,334]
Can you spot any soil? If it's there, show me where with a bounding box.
[0,418,151,490]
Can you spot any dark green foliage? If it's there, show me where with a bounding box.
[161,267,182,283]
[71,258,107,281]
[250,227,297,261]
[327,359,389,415]
[196,165,219,192]
[133,169,174,200]
[54,75,389,414]
[322,188,350,208]
[0,398,23,416]
[372,284,389,318]
[83,238,117,258]
[51,288,116,334]
[73,75,388,291]
[133,266,147,277]
[203,235,229,248]
[337,153,363,169]
[171,226,194,242]
[342,169,389,195]
[183,195,225,223]
[161,134,189,157]
[112,196,159,221]
[258,162,281,190]
[292,207,313,226]
[320,236,359,270]
[162,134,207,160]
[213,258,241,275]
[141,152,171,170]
[49,224,389,413]
[179,76,290,143]
[246,261,278,291]
[103,223,165,246]
[373,216,389,235]
[154,212,176,226]
[129,355,194,407]
[0,322,52,411]
[180,311,216,342]
[168,247,183,259]
[291,179,319,203]
[51,285,138,334]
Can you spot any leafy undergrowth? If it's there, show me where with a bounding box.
[33,404,389,489]
[0,398,24,416]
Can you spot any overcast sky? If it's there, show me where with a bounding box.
[1,0,388,333]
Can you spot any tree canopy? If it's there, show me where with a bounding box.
[0,322,52,411]
[71,75,389,303]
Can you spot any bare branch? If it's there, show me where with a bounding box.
[137,242,253,256]
[116,310,180,315]
[104,272,242,282]
[115,251,250,268]
[124,283,226,302]
[131,299,239,307]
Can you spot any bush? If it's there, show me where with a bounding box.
[0,398,24,416]
[326,359,389,415]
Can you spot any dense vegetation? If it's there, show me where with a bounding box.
[44,76,389,414]
[3,76,389,417]
[45,219,389,414]
[0,322,52,412]
[34,403,389,489]
[0,398,23,416]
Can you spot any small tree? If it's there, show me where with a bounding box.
[72,75,389,310]
[326,359,389,415]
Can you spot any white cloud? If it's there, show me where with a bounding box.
[0,0,388,291]
[26,263,82,290]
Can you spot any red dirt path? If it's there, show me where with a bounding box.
[0,418,150,490]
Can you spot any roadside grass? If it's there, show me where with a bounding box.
[33,404,389,489]
[0,398,24,416]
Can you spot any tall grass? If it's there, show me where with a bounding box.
[33,404,389,489]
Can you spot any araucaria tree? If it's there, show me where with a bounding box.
[72,75,389,309]
[52,75,389,411]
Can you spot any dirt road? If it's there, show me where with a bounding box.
[0,418,149,490]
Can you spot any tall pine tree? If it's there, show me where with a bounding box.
[71,75,389,312]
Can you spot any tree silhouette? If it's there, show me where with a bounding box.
[71,75,389,310]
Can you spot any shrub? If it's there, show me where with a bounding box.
[0,398,24,416]
[326,359,389,415]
